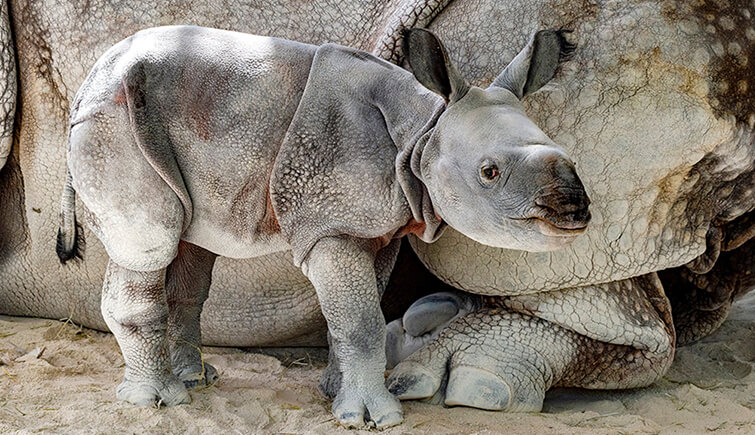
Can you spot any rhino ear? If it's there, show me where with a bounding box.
[489,29,576,99]
[403,28,470,104]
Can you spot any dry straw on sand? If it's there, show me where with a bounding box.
[1,292,753,434]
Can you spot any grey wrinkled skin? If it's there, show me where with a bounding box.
[387,272,676,411]
[414,0,754,296]
[0,0,14,169]
[388,0,754,410]
[1,0,753,418]
[59,25,586,428]
[1,0,463,347]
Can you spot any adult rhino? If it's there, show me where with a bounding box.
[58,24,590,428]
[1,0,753,419]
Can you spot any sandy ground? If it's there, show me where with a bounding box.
[1,293,752,434]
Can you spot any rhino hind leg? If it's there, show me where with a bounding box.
[166,241,219,389]
[102,260,190,407]
[69,105,190,405]
[388,275,675,411]
[660,234,755,345]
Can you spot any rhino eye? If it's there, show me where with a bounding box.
[481,165,500,182]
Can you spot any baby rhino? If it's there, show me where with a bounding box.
[57,26,590,428]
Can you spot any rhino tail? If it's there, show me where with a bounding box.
[56,166,85,264]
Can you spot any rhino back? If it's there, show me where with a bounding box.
[2,0,435,341]
[411,0,754,296]
[73,26,317,258]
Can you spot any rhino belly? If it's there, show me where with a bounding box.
[182,215,290,259]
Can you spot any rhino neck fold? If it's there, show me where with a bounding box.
[394,109,447,244]
[362,55,447,244]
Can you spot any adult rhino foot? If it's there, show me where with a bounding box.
[385,291,479,368]
[388,275,676,411]
[116,374,190,407]
[387,309,562,412]
[333,382,402,429]
[173,361,219,389]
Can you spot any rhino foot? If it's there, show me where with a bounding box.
[387,309,561,412]
[116,375,190,407]
[102,261,192,408]
[333,383,403,429]
[385,291,479,368]
[388,275,676,411]
[174,361,219,389]
[318,359,340,399]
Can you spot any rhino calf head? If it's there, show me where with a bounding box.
[406,29,591,251]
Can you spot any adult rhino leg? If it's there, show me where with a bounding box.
[387,274,675,411]
[165,241,218,389]
[385,290,479,369]
[101,260,190,407]
[319,238,401,399]
[0,0,16,171]
[389,309,584,411]
[659,230,755,345]
[371,0,454,64]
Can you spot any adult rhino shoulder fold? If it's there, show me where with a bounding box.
[56,25,586,428]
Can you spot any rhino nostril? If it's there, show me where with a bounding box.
[531,189,591,230]
[535,198,582,214]
[576,208,592,224]
[533,190,590,214]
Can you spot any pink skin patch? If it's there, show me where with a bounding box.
[113,85,127,104]
[395,218,429,239]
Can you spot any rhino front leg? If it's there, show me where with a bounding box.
[319,238,402,399]
[388,274,675,411]
[388,308,578,411]
[101,260,190,407]
[303,236,402,429]
[165,241,218,388]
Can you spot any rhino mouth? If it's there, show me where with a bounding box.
[531,216,589,235]
[512,213,590,236]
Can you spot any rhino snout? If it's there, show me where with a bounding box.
[532,186,591,231]
[526,152,591,233]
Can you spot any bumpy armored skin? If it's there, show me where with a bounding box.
[1,0,753,417]
[59,23,588,427]
[100,260,191,407]
[387,273,676,410]
[3,0,465,344]
[660,235,754,345]
[302,237,402,427]
[62,27,443,427]
[165,241,219,388]
[0,0,14,170]
[393,1,753,406]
